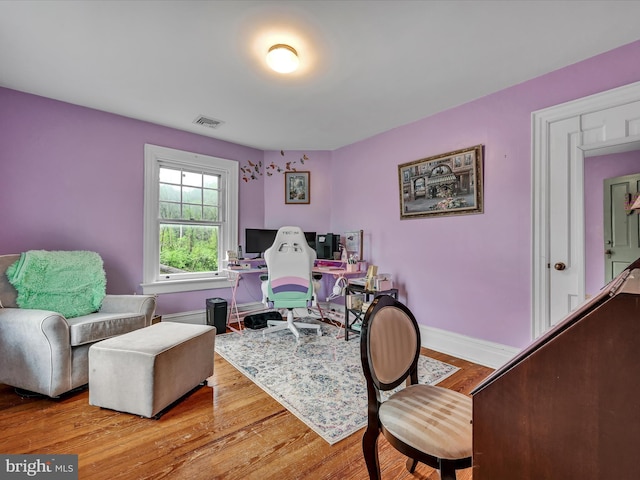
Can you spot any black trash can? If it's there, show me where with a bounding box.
[206,297,227,334]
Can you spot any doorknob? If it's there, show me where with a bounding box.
[554,262,566,271]
[605,249,613,258]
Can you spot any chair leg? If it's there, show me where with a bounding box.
[439,460,457,480]
[285,309,301,338]
[405,457,418,473]
[293,321,322,336]
[362,427,381,480]
[262,321,289,335]
[287,322,301,338]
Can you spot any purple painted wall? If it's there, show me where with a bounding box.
[2,39,640,348]
[262,150,332,234]
[584,151,640,296]
[0,88,263,316]
[329,40,640,348]
[0,90,336,315]
[234,150,335,303]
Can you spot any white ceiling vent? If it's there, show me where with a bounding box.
[193,115,224,129]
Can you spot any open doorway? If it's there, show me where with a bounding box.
[584,152,640,297]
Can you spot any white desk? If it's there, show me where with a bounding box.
[223,264,355,333]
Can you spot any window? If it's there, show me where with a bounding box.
[142,144,238,294]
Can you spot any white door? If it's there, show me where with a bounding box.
[532,81,640,339]
[548,117,583,326]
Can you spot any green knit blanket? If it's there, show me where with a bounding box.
[6,250,106,318]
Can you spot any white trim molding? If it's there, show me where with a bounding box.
[160,302,267,326]
[161,306,519,369]
[420,325,520,369]
[531,80,640,339]
[142,143,239,295]
[160,310,207,325]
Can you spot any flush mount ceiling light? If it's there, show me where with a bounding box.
[266,44,299,73]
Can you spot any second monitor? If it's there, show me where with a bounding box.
[244,228,317,258]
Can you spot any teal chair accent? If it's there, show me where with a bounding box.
[262,226,322,339]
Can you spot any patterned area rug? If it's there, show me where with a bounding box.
[214,321,459,445]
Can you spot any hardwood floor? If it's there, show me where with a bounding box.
[0,347,492,480]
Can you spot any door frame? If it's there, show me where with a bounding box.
[532,80,640,339]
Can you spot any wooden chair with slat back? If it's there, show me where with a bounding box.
[360,294,473,480]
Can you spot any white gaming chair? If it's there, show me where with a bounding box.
[262,226,322,338]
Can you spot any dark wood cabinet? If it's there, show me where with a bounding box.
[472,265,640,480]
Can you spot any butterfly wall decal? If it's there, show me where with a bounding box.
[240,153,310,182]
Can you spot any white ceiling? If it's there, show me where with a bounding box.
[2,1,640,151]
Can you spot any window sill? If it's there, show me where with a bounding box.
[141,275,230,295]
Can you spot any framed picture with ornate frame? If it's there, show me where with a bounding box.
[398,144,484,219]
[285,171,310,204]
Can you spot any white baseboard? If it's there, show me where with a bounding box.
[162,306,520,369]
[162,302,268,325]
[162,310,207,325]
[420,325,520,369]
[322,302,517,368]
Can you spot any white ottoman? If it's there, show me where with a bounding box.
[89,322,215,418]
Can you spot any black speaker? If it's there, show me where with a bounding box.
[316,233,340,259]
[206,297,227,334]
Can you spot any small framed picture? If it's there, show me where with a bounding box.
[285,171,310,204]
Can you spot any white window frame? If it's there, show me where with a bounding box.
[141,144,238,294]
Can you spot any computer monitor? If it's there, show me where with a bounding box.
[244,228,317,257]
[245,228,277,257]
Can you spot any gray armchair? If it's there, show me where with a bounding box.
[0,254,156,398]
